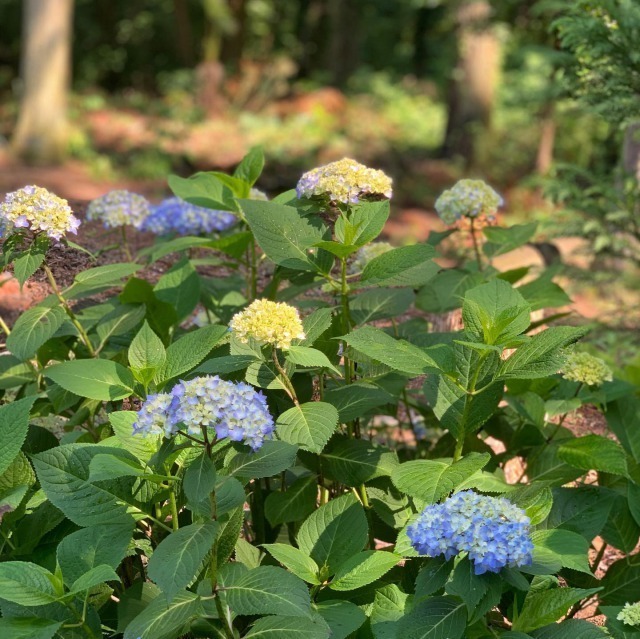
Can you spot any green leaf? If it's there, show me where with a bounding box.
[315,600,367,639]
[483,223,538,257]
[168,172,236,210]
[498,326,588,380]
[517,272,571,311]
[244,615,330,638]
[128,321,166,383]
[240,199,327,272]
[264,475,318,526]
[74,262,141,287]
[45,359,135,401]
[557,435,629,476]
[462,279,531,345]
[601,494,640,553]
[370,584,411,638]
[57,524,133,585]
[300,307,334,346]
[6,303,66,359]
[286,346,341,374]
[296,494,368,574]
[0,396,36,475]
[321,438,399,487]
[123,591,204,639]
[110,411,160,462]
[601,555,640,605]
[224,565,312,617]
[391,453,490,503]
[263,543,321,584]
[533,619,609,639]
[445,558,494,616]
[88,452,146,482]
[0,354,34,389]
[276,402,339,453]
[228,440,298,480]
[361,244,438,287]
[324,383,393,422]
[156,324,228,384]
[351,288,415,324]
[0,562,58,606]
[148,521,219,602]
[350,200,391,246]
[154,258,200,321]
[342,326,443,375]
[183,451,217,508]
[234,146,265,186]
[330,550,400,591]
[607,396,640,462]
[32,444,136,526]
[513,587,601,632]
[13,248,46,287]
[0,618,62,639]
[416,270,484,313]
[69,564,119,595]
[546,486,612,539]
[530,529,592,574]
[397,596,467,639]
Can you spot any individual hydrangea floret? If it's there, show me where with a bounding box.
[86,190,151,229]
[562,351,613,387]
[141,197,236,236]
[229,299,305,350]
[350,241,394,273]
[132,375,274,450]
[435,179,503,225]
[618,602,640,626]
[0,185,80,240]
[407,490,533,575]
[296,158,392,204]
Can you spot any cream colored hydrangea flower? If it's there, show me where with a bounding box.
[350,241,394,273]
[562,351,613,387]
[229,299,305,350]
[296,158,392,204]
[618,602,640,626]
[0,185,80,240]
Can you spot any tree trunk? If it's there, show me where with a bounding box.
[327,0,360,88]
[12,0,74,165]
[622,122,640,181]
[173,0,195,67]
[441,1,501,164]
[536,103,556,175]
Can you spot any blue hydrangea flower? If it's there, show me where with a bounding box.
[407,490,533,575]
[132,375,274,450]
[87,190,151,229]
[141,197,237,236]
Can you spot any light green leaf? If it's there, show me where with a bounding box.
[74,262,141,287]
[263,543,321,584]
[228,441,298,481]
[531,529,592,575]
[6,303,66,359]
[361,244,438,287]
[276,402,339,453]
[0,618,62,639]
[397,596,467,639]
[168,172,236,210]
[128,321,166,382]
[286,346,340,375]
[351,288,415,324]
[95,304,146,350]
[244,615,330,638]
[330,550,400,591]
[0,562,59,606]
[110,411,160,462]
[154,258,200,321]
[350,200,391,246]
[183,451,217,508]
[234,145,265,186]
[558,435,628,476]
[316,600,367,639]
[483,223,538,257]
[69,564,119,595]
[0,396,36,476]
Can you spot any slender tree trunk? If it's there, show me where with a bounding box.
[536,103,556,175]
[12,0,74,165]
[623,122,640,180]
[327,0,360,87]
[174,0,195,67]
[442,0,501,164]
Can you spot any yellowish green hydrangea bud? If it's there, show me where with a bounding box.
[296,158,392,204]
[435,179,502,225]
[562,351,613,387]
[350,241,394,273]
[618,602,640,626]
[0,185,80,240]
[229,299,305,350]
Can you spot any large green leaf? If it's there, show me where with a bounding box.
[224,565,312,617]
[234,145,265,186]
[532,619,609,639]
[361,244,438,287]
[315,600,367,639]
[607,396,640,462]
[557,435,629,477]
[276,402,339,453]
[397,596,467,639]
[264,475,318,526]
[370,583,411,638]
[324,383,393,422]
[109,411,160,462]
[32,444,137,526]
[0,562,59,606]
[154,258,200,321]
[244,615,330,638]
[329,550,401,591]
[0,396,35,475]
[228,441,298,481]
[483,222,538,257]
[168,172,236,210]
[296,494,368,574]
[128,321,166,383]
[148,521,219,602]
[74,263,141,287]
[123,591,204,639]
[0,618,63,639]
[416,270,484,314]
[351,288,415,324]
[391,453,490,503]
[285,346,340,374]
[546,486,613,539]
[263,543,321,584]
[6,303,66,360]
[45,360,135,401]
[601,555,640,605]
[183,451,217,508]
[530,529,592,575]
[95,304,146,350]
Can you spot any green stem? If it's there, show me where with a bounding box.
[43,264,96,357]
[121,226,133,261]
[215,595,236,639]
[272,349,299,406]
[169,486,179,531]
[250,240,258,300]
[453,437,464,462]
[340,258,353,386]
[470,218,484,271]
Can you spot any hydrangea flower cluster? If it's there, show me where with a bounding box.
[562,351,613,387]
[141,197,237,236]
[229,299,305,350]
[296,158,393,204]
[86,190,151,229]
[407,490,533,575]
[249,188,269,201]
[132,375,274,450]
[350,241,394,273]
[435,179,503,226]
[618,602,640,626]
[0,186,80,240]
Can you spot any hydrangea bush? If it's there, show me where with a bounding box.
[0,147,637,639]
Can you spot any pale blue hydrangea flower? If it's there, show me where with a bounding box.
[87,190,151,229]
[407,490,533,575]
[132,375,274,450]
[434,179,503,225]
[141,197,236,236]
